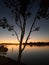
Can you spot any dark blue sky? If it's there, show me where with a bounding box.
[0,0,49,43]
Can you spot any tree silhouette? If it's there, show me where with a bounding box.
[0,0,49,63]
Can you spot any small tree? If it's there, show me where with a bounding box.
[0,0,49,63]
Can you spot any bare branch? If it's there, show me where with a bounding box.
[31,27,40,32]
[16,22,22,30]
[13,29,20,42]
[19,16,23,30]
[25,0,35,19]
[22,17,37,51]
[26,17,36,43]
[27,0,35,13]
[20,18,26,44]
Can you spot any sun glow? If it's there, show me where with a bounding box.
[0,39,49,44]
[0,36,49,44]
[0,38,19,44]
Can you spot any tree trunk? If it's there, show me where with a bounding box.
[17,43,22,64]
[17,17,26,63]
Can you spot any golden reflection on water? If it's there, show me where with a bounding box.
[4,45,19,53]
[4,45,49,53]
[1,45,49,62]
[24,45,49,53]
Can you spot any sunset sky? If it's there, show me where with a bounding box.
[0,0,49,43]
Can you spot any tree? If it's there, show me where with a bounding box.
[0,0,49,63]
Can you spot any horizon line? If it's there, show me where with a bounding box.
[0,42,49,44]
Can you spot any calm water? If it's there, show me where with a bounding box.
[0,45,49,65]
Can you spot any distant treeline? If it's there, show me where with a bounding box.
[23,42,49,46]
[0,42,49,46]
[0,43,19,45]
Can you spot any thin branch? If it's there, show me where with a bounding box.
[15,12,23,31]
[31,27,40,32]
[22,17,37,51]
[16,22,22,30]
[13,29,20,42]
[20,17,26,44]
[19,16,22,28]
[26,17,36,42]
[26,0,35,14]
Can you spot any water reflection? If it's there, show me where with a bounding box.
[0,45,8,56]
[1,45,49,65]
[22,45,49,65]
[5,45,19,60]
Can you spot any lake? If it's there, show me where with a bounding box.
[0,45,49,65]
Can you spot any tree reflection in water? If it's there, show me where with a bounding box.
[0,45,8,56]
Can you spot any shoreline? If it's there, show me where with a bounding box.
[0,55,26,65]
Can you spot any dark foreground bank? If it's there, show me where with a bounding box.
[0,55,26,65]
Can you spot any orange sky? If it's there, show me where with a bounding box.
[0,37,49,44]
